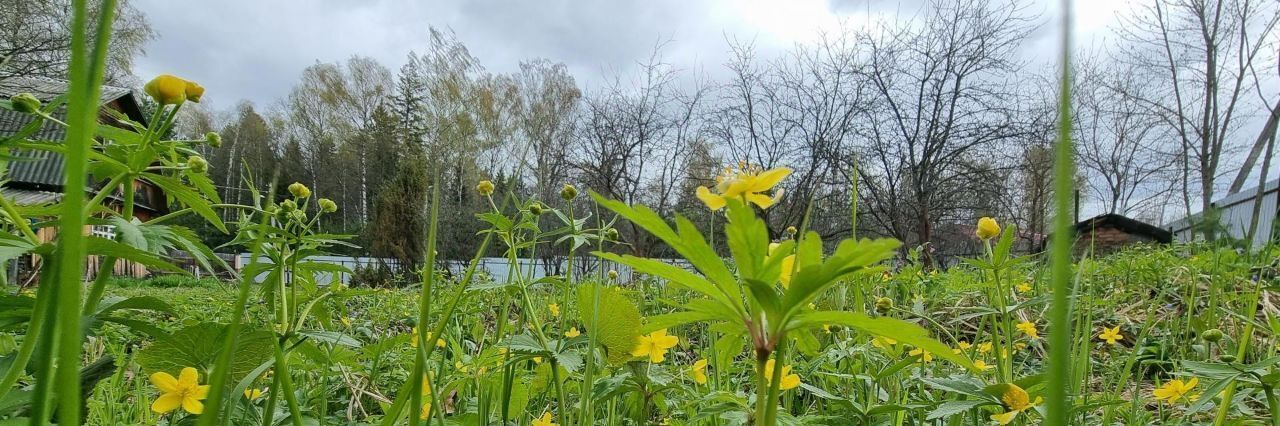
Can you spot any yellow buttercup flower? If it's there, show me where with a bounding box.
[976,217,1000,240]
[978,342,993,353]
[1098,326,1123,345]
[763,359,801,390]
[1016,321,1039,340]
[564,327,581,338]
[477,180,495,196]
[1153,377,1199,403]
[150,367,210,414]
[1016,282,1032,293]
[410,327,446,348]
[532,412,558,426]
[990,383,1043,425]
[184,80,205,103]
[548,303,560,317]
[340,316,352,328]
[871,336,898,350]
[144,74,189,105]
[244,388,264,400]
[973,359,991,371]
[690,359,709,384]
[909,348,933,363]
[695,164,791,211]
[953,341,972,354]
[632,329,679,363]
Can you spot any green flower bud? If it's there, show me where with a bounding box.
[10,93,41,114]
[560,184,578,201]
[608,270,619,280]
[280,199,297,212]
[874,297,893,314]
[205,132,222,148]
[186,155,208,173]
[1202,329,1224,343]
[786,226,798,235]
[476,180,495,196]
[288,182,311,199]
[604,228,619,241]
[1221,354,1237,363]
[529,202,544,215]
[318,198,337,213]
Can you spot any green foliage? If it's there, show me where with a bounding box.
[577,283,642,365]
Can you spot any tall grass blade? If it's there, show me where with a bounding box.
[1045,0,1075,423]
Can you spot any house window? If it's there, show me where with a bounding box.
[90,225,116,239]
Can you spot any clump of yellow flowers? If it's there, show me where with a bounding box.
[695,162,791,210]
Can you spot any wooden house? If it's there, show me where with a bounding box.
[0,76,167,279]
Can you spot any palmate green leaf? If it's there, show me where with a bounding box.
[595,252,730,306]
[0,233,41,263]
[780,238,900,317]
[927,400,989,420]
[85,236,184,273]
[134,323,275,384]
[722,199,770,282]
[142,172,227,233]
[577,283,642,365]
[793,311,975,370]
[590,191,740,300]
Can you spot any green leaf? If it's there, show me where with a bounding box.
[794,311,974,370]
[577,284,642,365]
[134,323,275,384]
[927,400,989,420]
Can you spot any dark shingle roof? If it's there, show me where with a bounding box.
[0,76,141,190]
[1075,213,1173,244]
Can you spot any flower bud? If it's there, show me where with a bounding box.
[205,132,222,148]
[184,80,205,103]
[10,93,41,114]
[529,202,544,215]
[874,297,893,314]
[477,180,495,196]
[560,184,578,201]
[280,199,297,212]
[318,198,337,213]
[144,74,188,105]
[1202,329,1224,343]
[604,228,619,241]
[976,217,1000,240]
[786,226,797,235]
[1220,354,1237,362]
[288,182,311,199]
[608,270,619,280]
[186,155,208,173]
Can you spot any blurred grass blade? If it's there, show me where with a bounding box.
[1045,0,1075,423]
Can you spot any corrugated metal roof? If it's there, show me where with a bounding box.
[0,187,62,206]
[0,76,136,189]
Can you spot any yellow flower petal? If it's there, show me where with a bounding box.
[178,367,200,388]
[749,167,792,192]
[696,186,726,210]
[182,395,205,414]
[150,371,180,394]
[779,255,795,288]
[151,392,183,413]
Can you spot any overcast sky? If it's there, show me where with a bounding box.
[131,0,1133,110]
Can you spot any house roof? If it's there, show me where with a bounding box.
[0,187,62,205]
[1075,213,1173,244]
[0,76,145,190]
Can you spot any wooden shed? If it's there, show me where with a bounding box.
[1072,213,1172,255]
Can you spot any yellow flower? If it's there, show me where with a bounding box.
[695,164,791,211]
[564,327,581,338]
[763,359,801,390]
[779,254,796,288]
[477,180,495,196]
[978,342,993,353]
[288,182,311,198]
[632,329,679,363]
[953,341,972,354]
[1016,282,1032,293]
[184,80,205,103]
[340,316,351,328]
[1098,326,1123,345]
[420,402,432,420]
[532,412,558,426]
[976,217,1000,240]
[990,383,1043,425]
[973,360,991,371]
[871,336,898,350]
[144,74,189,105]
[1153,378,1199,403]
[244,388,264,400]
[909,348,933,363]
[548,303,561,317]
[1016,321,1039,339]
[410,327,446,348]
[150,367,210,414]
[690,359,709,384]
[822,324,831,334]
